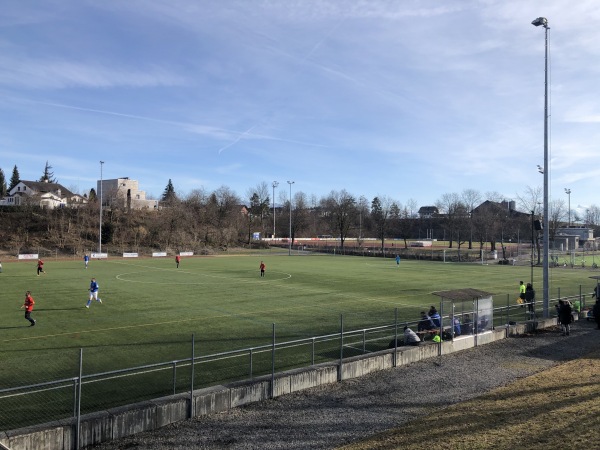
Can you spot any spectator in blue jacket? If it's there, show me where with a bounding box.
[428,306,441,328]
[452,315,461,336]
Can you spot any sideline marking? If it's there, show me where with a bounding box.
[111,260,292,284]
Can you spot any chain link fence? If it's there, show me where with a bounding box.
[0,285,594,433]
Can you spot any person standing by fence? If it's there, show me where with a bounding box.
[20,291,36,326]
[593,299,600,330]
[519,281,526,307]
[525,283,535,314]
[557,300,572,336]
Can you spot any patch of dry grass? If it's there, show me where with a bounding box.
[340,349,600,450]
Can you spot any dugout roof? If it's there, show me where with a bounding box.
[431,288,494,302]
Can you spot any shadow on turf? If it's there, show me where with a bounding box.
[33,308,76,312]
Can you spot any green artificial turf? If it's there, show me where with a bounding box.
[0,253,595,430]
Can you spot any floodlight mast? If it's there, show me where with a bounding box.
[272,181,279,238]
[564,188,571,227]
[532,16,550,318]
[99,161,104,254]
[287,181,294,256]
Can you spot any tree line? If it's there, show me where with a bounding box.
[1,165,600,257]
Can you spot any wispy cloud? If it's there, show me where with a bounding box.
[0,58,187,89]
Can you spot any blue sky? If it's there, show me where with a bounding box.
[1,1,599,214]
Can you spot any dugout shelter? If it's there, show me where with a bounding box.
[431,288,494,340]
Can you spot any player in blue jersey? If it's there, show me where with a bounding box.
[86,278,102,308]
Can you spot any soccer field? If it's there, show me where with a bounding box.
[0,253,594,429]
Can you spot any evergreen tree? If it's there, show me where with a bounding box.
[8,165,20,191]
[0,168,7,197]
[88,188,97,202]
[161,179,177,203]
[39,161,57,183]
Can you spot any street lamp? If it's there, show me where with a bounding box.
[272,181,279,238]
[99,161,104,254]
[532,16,550,318]
[530,210,534,287]
[287,181,294,256]
[565,188,571,227]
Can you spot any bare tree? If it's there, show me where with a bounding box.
[436,193,466,249]
[549,199,567,245]
[357,195,369,245]
[246,182,271,239]
[585,205,600,226]
[516,186,543,264]
[406,198,418,218]
[371,196,393,252]
[320,190,357,250]
[206,186,241,248]
[462,189,482,250]
[291,191,310,243]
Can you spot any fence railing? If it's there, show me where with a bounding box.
[0,289,594,435]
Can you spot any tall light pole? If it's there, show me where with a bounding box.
[272,181,279,238]
[287,181,294,256]
[564,188,571,227]
[532,16,550,318]
[99,161,104,254]
[530,210,534,287]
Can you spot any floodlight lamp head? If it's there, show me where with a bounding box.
[531,17,548,28]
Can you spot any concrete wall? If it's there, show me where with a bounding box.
[0,318,560,450]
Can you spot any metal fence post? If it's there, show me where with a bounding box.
[76,348,82,450]
[311,338,315,366]
[393,308,398,368]
[474,299,479,347]
[172,362,177,395]
[189,334,195,419]
[339,314,344,382]
[362,329,366,354]
[73,379,78,419]
[438,301,443,356]
[271,323,275,399]
[506,293,510,338]
[249,348,253,379]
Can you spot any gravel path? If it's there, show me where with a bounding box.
[92,320,600,450]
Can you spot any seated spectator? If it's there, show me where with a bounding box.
[428,306,441,328]
[477,315,490,332]
[403,326,421,346]
[452,316,461,336]
[418,311,434,332]
[461,314,473,335]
